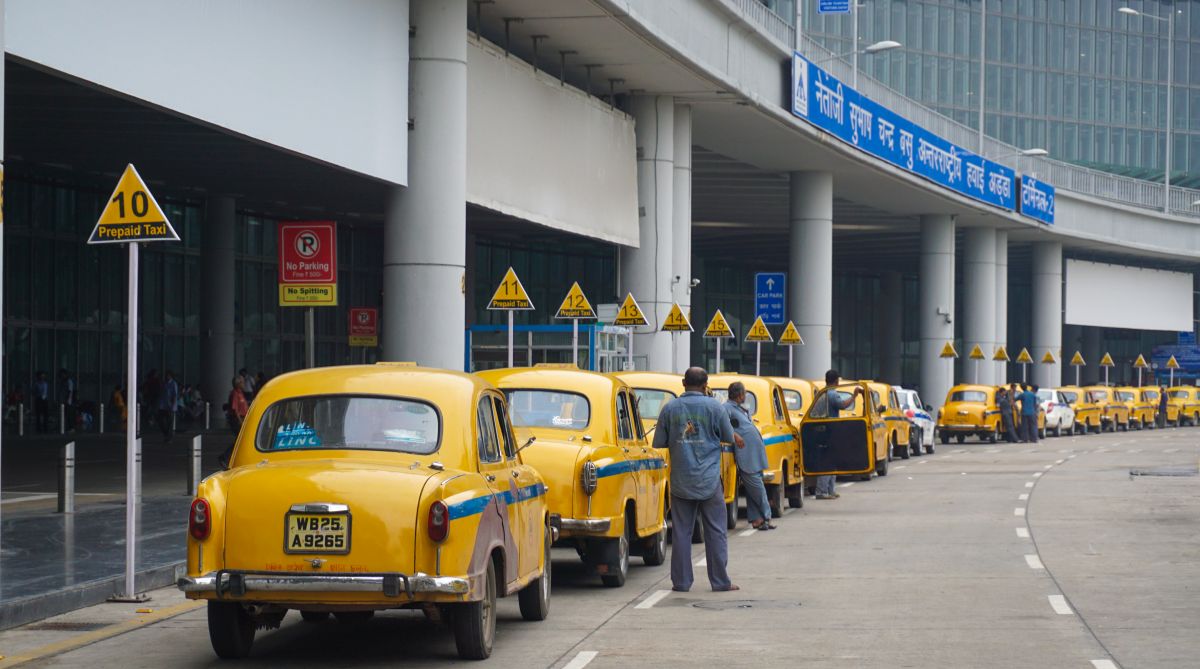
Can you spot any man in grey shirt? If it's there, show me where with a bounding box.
[723,382,774,531]
[653,367,739,592]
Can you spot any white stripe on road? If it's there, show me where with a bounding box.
[1055,459,1065,464]
[563,651,599,669]
[694,557,706,567]
[1165,448,1179,453]
[1090,660,1118,669]
[1129,449,1142,453]
[1048,595,1073,615]
[1043,464,1054,469]
[1019,493,1029,501]
[838,482,855,488]
[634,590,671,610]
[1025,482,1035,488]
[894,465,907,470]
[737,528,758,538]
[1067,454,1077,459]
[1016,527,1030,538]
[1024,554,1044,569]
[1033,472,1043,478]
[953,449,966,454]
[1015,508,1026,517]
[917,460,928,465]
[0,494,56,506]
[939,455,951,459]
[986,448,1000,454]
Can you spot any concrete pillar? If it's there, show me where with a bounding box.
[963,227,997,385]
[920,215,955,410]
[788,172,833,380]
[1032,241,1063,388]
[620,96,675,372]
[994,230,1008,383]
[670,105,692,374]
[1082,327,1102,385]
[200,196,236,403]
[878,271,903,384]
[383,0,463,369]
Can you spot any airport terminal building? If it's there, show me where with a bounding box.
[3,0,1199,413]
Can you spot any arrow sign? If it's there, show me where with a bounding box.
[754,272,786,326]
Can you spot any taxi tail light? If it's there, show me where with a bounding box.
[581,461,599,496]
[428,500,449,543]
[189,498,211,541]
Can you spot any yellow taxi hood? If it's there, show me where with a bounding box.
[221,458,440,574]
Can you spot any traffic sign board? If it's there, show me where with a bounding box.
[993,345,1010,361]
[1016,348,1033,364]
[349,308,378,347]
[1133,354,1149,369]
[704,310,734,338]
[818,0,851,13]
[278,221,338,306]
[968,344,985,360]
[1166,355,1181,370]
[488,267,534,310]
[613,293,648,326]
[662,303,693,332]
[754,272,786,325]
[1070,351,1086,366]
[88,164,179,244]
[554,282,596,319]
[1099,353,1115,367]
[779,321,804,346]
[1041,350,1056,364]
[940,342,958,358]
[745,316,773,343]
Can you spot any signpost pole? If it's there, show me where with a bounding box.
[1022,363,1027,383]
[756,342,762,376]
[627,330,633,371]
[572,318,579,367]
[974,359,979,384]
[123,242,140,600]
[305,307,315,368]
[1138,368,1143,386]
[507,311,515,368]
[716,339,722,374]
[1104,367,1109,386]
[1170,368,1174,386]
[1076,365,1080,387]
[672,332,678,374]
[788,347,794,378]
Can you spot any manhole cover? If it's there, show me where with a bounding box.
[691,599,801,611]
[1130,466,1198,477]
[25,621,111,632]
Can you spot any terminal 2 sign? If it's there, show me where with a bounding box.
[278,221,338,306]
[1018,176,1055,225]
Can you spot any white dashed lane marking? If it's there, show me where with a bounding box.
[1043,464,1054,469]
[1019,493,1029,500]
[1055,459,1065,464]
[838,482,855,488]
[1025,482,1034,488]
[1048,595,1074,615]
[1016,527,1030,538]
[1091,660,1118,669]
[1014,508,1026,517]
[737,528,758,538]
[634,590,671,610]
[1033,472,1043,478]
[894,465,907,470]
[563,651,599,669]
[1024,554,1045,569]
[1165,448,1179,453]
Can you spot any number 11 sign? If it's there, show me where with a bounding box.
[487,267,535,367]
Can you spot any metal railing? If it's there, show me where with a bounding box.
[723,0,1200,219]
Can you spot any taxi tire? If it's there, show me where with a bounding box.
[453,558,496,660]
[875,453,889,477]
[1054,423,1063,438]
[642,525,667,566]
[940,432,950,445]
[896,435,910,460]
[207,601,255,659]
[785,474,803,509]
[600,525,630,588]
[987,428,998,444]
[955,434,966,444]
[518,526,552,621]
[726,499,738,530]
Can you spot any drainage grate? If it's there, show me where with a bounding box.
[1130,466,1198,477]
[25,621,111,632]
[690,599,802,611]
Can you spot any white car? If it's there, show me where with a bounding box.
[894,386,935,454]
[1038,388,1076,437]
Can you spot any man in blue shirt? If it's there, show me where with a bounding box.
[1019,384,1039,443]
[815,369,863,499]
[653,367,738,592]
[723,382,774,531]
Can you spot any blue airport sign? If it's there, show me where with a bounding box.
[755,272,786,326]
[818,0,851,13]
[1019,176,1055,225]
[790,52,1016,211]
[1179,331,1196,346]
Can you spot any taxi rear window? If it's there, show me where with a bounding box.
[256,395,441,454]
[1060,390,1078,403]
[782,389,804,412]
[505,390,591,429]
[950,390,987,403]
[1170,390,1190,398]
[711,388,758,414]
[1091,390,1110,401]
[633,389,676,420]
[1116,391,1135,401]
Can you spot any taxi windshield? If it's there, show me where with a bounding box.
[256,395,441,454]
[505,390,591,429]
[782,389,804,412]
[1091,390,1109,401]
[1060,390,1078,403]
[711,388,758,414]
[950,390,988,403]
[1170,390,1190,398]
[1144,390,1159,400]
[633,389,676,420]
[1116,391,1135,401]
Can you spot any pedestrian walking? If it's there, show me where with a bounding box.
[723,382,775,531]
[33,371,50,433]
[652,367,739,593]
[239,368,256,402]
[227,376,249,433]
[1158,386,1169,427]
[158,370,179,443]
[1019,384,1039,443]
[815,369,863,500]
[997,387,1019,443]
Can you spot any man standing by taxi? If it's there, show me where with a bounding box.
[723,382,775,531]
[1019,384,1040,443]
[653,367,739,592]
[815,369,863,500]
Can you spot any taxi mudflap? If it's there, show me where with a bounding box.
[178,365,553,661]
[480,366,668,588]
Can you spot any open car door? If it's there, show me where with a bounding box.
[800,383,875,477]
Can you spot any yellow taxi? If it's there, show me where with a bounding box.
[1058,385,1101,434]
[866,381,913,461]
[1084,385,1130,432]
[613,371,740,530]
[771,376,816,425]
[797,381,889,481]
[178,365,552,661]
[1138,387,1172,427]
[1114,386,1155,429]
[936,385,1003,444]
[708,374,804,515]
[1166,386,1200,425]
[479,366,667,588]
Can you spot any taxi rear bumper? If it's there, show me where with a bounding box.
[178,571,469,598]
[559,518,612,533]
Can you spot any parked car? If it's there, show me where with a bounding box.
[1037,388,1076,437]
[894,386,935,454]
[1058,385,1101,434]
[1114,386,1156,429]
[1165,386,1199,425]
[178,364,553,661]
[1084,385,1130,431]
[1140,387,1175,427]
[864,381,912,460]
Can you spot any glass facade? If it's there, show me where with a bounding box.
[798,0,1200,185]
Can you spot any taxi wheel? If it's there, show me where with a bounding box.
[600,525,630,588]
[518,525,552,621]
[1039,426,1047,439]
[910,431,922,457]
[299,611,329,623]
[207,601,255,659]
[955,434,966,444]
[939,432,950,445]
[875,453,889,477]
[987,428,998,444]
[1054,423,1063,438]
[896,436,910,460]
[641,525,667,566]
[786,474,803,509]
[453,558,496,660]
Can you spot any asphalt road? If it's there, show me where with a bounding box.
[1,427,1196,668]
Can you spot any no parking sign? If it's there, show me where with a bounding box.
[278,221,338,306]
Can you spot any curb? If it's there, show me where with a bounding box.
[0,561,186,631]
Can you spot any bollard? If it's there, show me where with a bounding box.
[99,403,105,434]
[58,441,76,514]
[18,402,24,436]
[205,402,211,431]
[188,435,202,495]
[172,410,177,434]
[60,403,66,434]
[134,437,143,505]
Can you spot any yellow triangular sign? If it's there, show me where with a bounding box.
[1099,353,1115,367]
[1069,351,1086,366]
[661,303,693,332]
[703,310,734,338]
[487,267,534,310]
[992,345,1010,361]
[779,321,804,346]
[1166,355,1180,370]
[744,316,773,343]
[1133,354,1149,369]
[1041,350,1056,364]
[939,341,958,358]
[88,164,179,244]
[1015,348,1033,364]
[968,344,985,360]
[612,293,648,326]
[554,282,596,319]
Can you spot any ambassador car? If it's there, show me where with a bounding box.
[1036,388,1076,437]
[894,386,935,454]
[480,366,668,588]
[178,365,553,661]
[1084,385,1130,431]
[1058,385,1101,434]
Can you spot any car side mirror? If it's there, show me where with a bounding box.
[924,404,932,411]
[877,405,887,414]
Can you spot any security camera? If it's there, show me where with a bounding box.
[689,278,701,288]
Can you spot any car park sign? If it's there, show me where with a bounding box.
[755,272,786,325]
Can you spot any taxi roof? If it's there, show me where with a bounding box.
[949,384,996,393]
[708,373,780,392]
[478,366,632,398]
[258,364,493,403]
[612,371,685,393]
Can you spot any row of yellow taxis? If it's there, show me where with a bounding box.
[174,363,972,661]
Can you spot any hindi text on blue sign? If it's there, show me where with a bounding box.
[755,272,786,326]
[1018,176,1055,225]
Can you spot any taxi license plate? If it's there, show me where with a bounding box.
[284,513,351,554]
